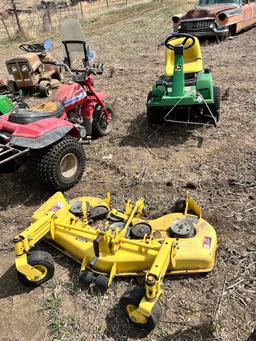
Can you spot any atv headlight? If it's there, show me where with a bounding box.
[21,64,29,72]
[10,65,18,73]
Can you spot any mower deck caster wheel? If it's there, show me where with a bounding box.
[170,198,186,213]
[95,275,109,291]
[119,285,162,332]
[79,270,96,285]
[17,250,54,287]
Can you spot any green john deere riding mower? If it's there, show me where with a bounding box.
[147,33,220,125]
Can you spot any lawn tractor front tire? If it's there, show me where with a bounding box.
[17,250,54,287]
[147,92,165,124]
[119,285,162,332]
[32,136,86,191]
[208,86,220,123]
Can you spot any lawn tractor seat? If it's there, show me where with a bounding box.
[165,36,203,77]
[8,101,65,124]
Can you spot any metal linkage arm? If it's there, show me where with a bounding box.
[13,213,55,279]
[127,238,173,322]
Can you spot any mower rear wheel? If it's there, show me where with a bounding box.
[147,107,166,124]
[39,80,52,97]
[32,136,86,191]
[17,250,54,287]
[208,86,220,123]
[119,285,162,332]
[92,104,114,137]
[147,92,166,124]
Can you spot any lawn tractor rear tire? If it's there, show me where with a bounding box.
[31,136,86,191]
[119,285,162,332]
[92,104,114,137]
[208,86,220,123]
[39,80,52,97]
[17,250,54,287]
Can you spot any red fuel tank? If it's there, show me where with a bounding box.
[54,83,87,111]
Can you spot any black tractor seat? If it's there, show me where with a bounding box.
[8,101,65,124]
[159,73,197,87]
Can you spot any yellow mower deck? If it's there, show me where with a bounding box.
[13,192,217,331]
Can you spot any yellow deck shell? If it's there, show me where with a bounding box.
[15,192,217,279]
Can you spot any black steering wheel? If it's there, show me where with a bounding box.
[19,43,44,53]
[164,33,196,51]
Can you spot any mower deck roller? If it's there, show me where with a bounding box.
[13,192,217,331]
[147,33,220,125]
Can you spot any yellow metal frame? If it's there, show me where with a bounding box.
[13,191,217,322]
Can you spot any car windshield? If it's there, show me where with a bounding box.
[198,0,241,5]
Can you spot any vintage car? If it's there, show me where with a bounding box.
[172,0,256,38]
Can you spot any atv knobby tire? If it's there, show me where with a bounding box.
[31,136,86,191]
[119,285,162,332]
[92,104,114,137]
[17,250,54,287]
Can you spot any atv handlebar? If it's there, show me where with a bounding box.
[44,61,104,81]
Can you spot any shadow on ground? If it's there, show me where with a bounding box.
[105,303,216,341]
[0,242,79,299]
[0,166,55,209]
[115,113,209,150]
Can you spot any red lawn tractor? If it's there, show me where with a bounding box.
[0,20,114,191]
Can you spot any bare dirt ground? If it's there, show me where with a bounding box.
[0,1,255,340]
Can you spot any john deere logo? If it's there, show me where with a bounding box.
[175,65,182,71]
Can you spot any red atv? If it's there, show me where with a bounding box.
[0,21,114,191]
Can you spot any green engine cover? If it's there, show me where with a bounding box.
[0,95,15,115]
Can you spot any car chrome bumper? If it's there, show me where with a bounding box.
[174,24,229,37]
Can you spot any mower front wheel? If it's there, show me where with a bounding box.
[39,80,52,97]
[92,104,114,137]
[147,92,165,124]
[17,250,54,287]
[32,136,86,191]
[119,285,162,332]
[208,86,220,123]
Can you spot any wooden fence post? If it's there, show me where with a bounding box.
[1,18,12,41]
[10,0,23,32]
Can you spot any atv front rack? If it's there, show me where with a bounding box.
[0,143,29,165]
